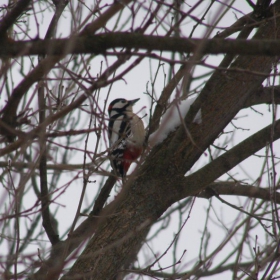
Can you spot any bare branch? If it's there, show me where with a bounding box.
[244,85,280,107]
[199,182,280,204]
[4,35,280,57]
[0,0,32,37]
[179,119,280,199]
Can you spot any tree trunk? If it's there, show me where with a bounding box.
[62,2,280,279]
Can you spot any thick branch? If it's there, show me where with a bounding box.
[90,174,117,216]
[0,161,90,171]
[4,35,280,57]
[244,85,280,107]
[199,182,280,203]
[178,118,280,199]
[0,0,31,37]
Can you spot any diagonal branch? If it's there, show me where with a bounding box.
[178,118,280,199]
[0,0,31,37]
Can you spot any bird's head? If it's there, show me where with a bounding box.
[108,98,140,116]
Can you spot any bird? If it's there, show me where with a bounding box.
[108,98,145,177]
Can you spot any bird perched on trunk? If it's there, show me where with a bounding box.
[108,98,145,177]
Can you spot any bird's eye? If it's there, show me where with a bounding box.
[121,100,126,103]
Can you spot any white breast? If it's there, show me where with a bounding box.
[127,113,145,148]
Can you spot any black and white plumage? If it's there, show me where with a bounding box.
[108,98,145,177]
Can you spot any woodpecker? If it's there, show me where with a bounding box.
[108,98,145,177]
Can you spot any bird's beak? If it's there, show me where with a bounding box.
[129,98,140,106]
